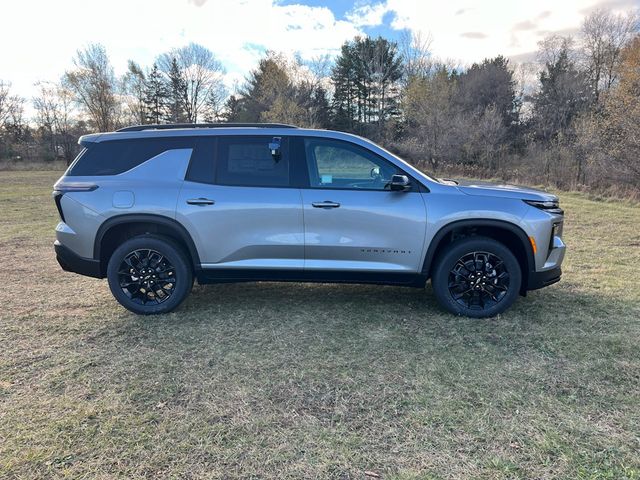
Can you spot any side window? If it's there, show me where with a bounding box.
[304,138,399,190]
[216,136,289,187]
[67,137,194,176]
[185,138,215,184]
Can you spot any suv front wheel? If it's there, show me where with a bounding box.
[107,235,193,315]
[431,236,522,318]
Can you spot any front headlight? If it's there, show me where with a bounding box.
[524,199,564,215]
[552,222,563,238]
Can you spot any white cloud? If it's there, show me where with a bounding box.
[1,0,636,104]
[0,0,362,100]
[381,0,635,66]
[346,2,388,27]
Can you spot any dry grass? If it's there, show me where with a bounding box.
[0,170,639,479]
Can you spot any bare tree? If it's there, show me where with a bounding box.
[537,35,576,66]
[399,30,434,82]
[121,61,147,125]
[580,8,640,101]
[33,81,78,163]
[64,44,119,131]
[402,66,459,171]
[0,81,23,128]
[203,82,227,122]
[158,43,225,123]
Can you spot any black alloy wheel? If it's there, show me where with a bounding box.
[431,236,522,318]
[448,251,510,310]
[117,249,177,305]
[107,235,193,315]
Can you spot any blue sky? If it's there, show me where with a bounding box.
[1,0,637,100]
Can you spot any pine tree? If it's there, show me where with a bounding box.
[533,48,592,141]
[203,84,227,122]
[143,63,168,124]
[222,95,242,122]
[166,57,187,123]
[330,37,403,136]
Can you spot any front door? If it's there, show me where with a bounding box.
[300,138,427,273]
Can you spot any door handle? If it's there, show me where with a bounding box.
[312,201,340,209]
[187,197,215,206]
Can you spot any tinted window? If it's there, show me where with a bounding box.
[185,138,215,184]
[216,136,289,187]
[304,138,399,190]
[67,137,195,176]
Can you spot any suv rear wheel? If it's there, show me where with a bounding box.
[431,236,522,318]
[107,235,193,315]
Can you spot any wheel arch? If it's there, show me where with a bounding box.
[422,219,535,293]
[94,214,201,276]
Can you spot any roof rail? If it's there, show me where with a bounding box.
[116,123,298,132]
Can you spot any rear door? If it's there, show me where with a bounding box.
[299,137,427,273]
[176,136,304,269]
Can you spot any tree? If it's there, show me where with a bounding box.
[580,8,640,102]
[595,36,640,188]
[537,35,577,66]
[158,43,225,123]
[240,54,304,124]
[532,43,592,142]
[456,56,520,130]
[33,81,78,162]
[401,66,459,171]
[399,30,434,83]
[0,81,23,128]
[164,57,188,123]
[122,61,146,125]
[203,82,227,123]
[0,81,26,159]
[64,44,119,131]
[143,63,169,124]
[331,41,359,131]
[331,36,403,137]
[222,94,242,122]
[229,52,328,127]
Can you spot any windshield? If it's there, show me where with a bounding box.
[371,142,440,184]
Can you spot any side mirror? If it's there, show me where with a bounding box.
[269,137,281,161]
[389,174,411,192]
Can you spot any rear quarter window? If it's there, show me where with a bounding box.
[67,137,196,176]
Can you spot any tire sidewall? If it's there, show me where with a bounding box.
[432,237,522,318]
[107,235,192,315]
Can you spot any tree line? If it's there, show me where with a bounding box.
[0,7,638,197]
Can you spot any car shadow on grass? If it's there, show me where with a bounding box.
[116,278,633,348]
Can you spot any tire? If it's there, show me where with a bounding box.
[431,236,522,318]
[107,235,193,315]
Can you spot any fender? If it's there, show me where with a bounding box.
[421,218,535,281]
[93,213,201,269]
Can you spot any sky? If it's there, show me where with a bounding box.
[1,0,638,101]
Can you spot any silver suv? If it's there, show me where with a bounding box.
[53,123,565,318]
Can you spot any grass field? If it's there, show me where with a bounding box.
[1,170,639,479]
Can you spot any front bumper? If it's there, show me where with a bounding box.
[528,266,562,290]
[54,241,103,278]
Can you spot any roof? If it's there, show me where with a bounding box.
[79,124,367,146]
[116,123,299,132]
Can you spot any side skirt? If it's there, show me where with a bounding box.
[195,268,427,288]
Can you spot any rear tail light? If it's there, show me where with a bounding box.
[52,182,98,223]
[53,191,65,222]
[53,182,98,193]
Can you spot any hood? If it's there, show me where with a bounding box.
[452,180,558,202]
